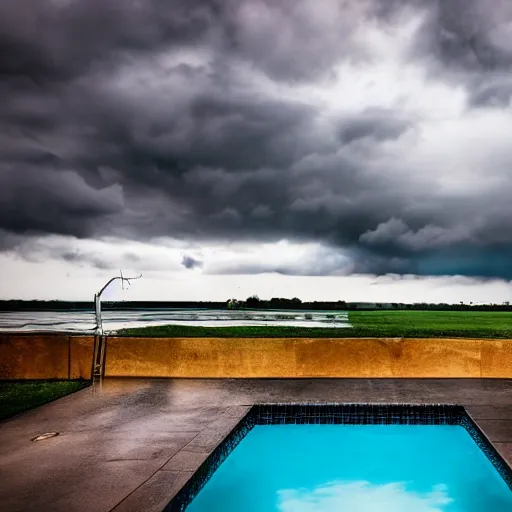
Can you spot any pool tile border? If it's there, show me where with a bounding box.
[461,413,512,490]
[166,403,512,511]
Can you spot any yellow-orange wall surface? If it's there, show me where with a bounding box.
[0,334,94,380]
[104,337,512,379]
[2,334,512,379]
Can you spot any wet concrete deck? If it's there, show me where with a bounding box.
[1,378,512,512]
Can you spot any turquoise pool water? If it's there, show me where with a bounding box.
[186,425,512,512]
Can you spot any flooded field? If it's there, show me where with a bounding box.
[0,309,351,333]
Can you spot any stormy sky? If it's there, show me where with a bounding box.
[1,0,512,302]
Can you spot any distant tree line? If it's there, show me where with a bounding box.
[238,296,512,311]
[2,298,512,312]
[243,296,348,310]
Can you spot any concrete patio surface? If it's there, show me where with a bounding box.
[1,378,512,512]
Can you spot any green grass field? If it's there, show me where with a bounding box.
[118,310,512,339]
[0,381,89,421]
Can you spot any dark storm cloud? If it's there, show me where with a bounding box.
[0,0,220,82]
[467,76,512,106]
[1,0,512,279]
[13,243,115,270]
[338,110,413,144]
[58,250,114,270]
[182,255,203,269]
[0,229,25,251]
[127,94,318,172]
[411,0,512,71]
[209,263,343,277]
[0,165,124,238]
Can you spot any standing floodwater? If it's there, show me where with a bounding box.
[0,309,351,333]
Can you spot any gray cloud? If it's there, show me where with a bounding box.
[1,0,512,279]
[467,76,512,106]
[414,0,512,71]
[182,255,203,269]
[360,218,473,251]
[338,109,413,144]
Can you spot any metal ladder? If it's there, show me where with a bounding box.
[92,334,107,380]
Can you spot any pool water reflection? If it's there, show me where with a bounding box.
[186,425,512,512]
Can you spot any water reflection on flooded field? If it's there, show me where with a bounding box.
[0,309,351,333]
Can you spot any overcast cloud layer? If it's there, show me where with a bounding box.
[1,0,512,288]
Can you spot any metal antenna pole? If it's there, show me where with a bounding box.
[94,272,142,334]
[92,271,142,380]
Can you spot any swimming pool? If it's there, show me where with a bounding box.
[171,405,512,512]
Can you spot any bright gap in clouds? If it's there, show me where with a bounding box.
[1,236,511,303]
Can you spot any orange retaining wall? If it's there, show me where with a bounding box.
[2,334,512,379]
[104,337,512,378]
[0,334,94,380]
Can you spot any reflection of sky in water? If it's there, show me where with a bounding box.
[0,309,350,332]
[186,425,512,512]
[278,481,452,512]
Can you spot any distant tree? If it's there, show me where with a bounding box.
[337,300,347,310]
[227,298,241,309]
[245,295,261,308]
